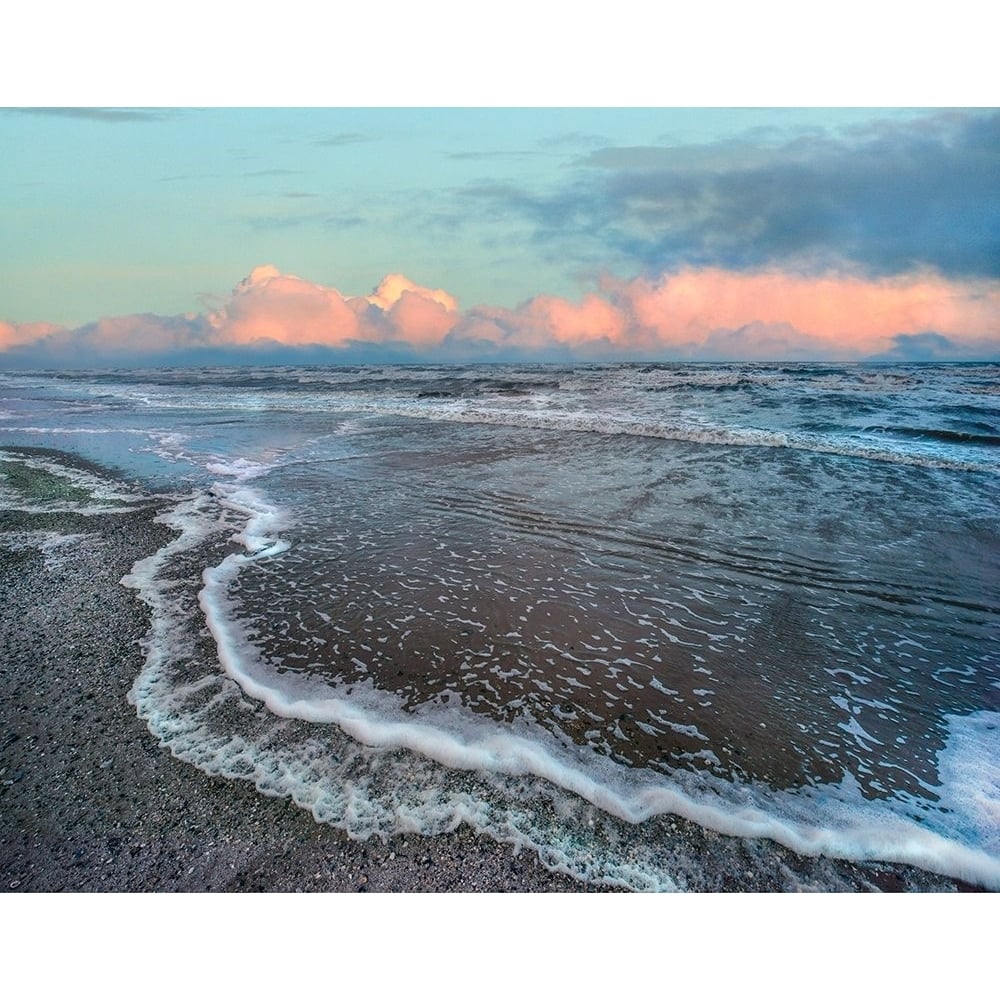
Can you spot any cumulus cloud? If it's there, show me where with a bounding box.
[365,273,457,313]
[1,264,997,366]
[207,265,362,346]
[205,266,460,350]
[603,268,1000,355]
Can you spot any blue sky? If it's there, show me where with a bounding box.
[1,107,950,326]
[3,0,998,373]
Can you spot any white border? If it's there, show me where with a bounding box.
[3,3,997,106]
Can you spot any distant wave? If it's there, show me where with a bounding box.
[861,424,1000,448]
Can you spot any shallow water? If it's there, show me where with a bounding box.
[2,361,998,889]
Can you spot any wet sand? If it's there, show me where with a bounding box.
[0,448,982,892]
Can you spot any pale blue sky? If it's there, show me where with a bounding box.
[1,107,940,326]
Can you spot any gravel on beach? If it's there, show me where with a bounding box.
[0,500,605,893]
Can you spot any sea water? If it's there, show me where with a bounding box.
[1,362,998,889]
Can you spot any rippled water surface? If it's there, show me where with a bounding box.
[2,362,998,888]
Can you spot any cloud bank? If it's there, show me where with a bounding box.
[2,264,997,367]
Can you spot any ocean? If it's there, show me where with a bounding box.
[1,361,998,890]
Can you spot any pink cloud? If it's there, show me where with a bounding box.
[207,266,362,346]
[447,268,998,359]
[2,314,210,361]
[1,265,997,363]
[612,268,1000,355]
[383,289,458,346]
[523,293,629,347]
[204,266,459,348]
[0,320,65,351]
[366,273,458,313]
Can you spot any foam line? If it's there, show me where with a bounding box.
[356,402,996,473]
[71,386,995,472]
[8,367,994,473]
[210,657,1000,887]
[122,483,681,888]
[0,450,142,501]
[185,480,1000,889]
[1,425,151,435]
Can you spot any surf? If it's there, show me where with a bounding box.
[119,467,1000,890]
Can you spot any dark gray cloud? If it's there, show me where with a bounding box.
[314,132,372,147]
[243,168,303,177]
[462,110,1000,279]
[157,172,220,183]
[446,150,548,161]
[538,131,611,149]
[246,210,365,231]
[10,107,179,123]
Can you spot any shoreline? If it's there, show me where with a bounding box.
[0,456,595,892]
[0,446,985,892]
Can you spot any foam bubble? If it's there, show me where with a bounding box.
[0,449,145,515]
[1,529,95,569]
[935,710,1000,859]
[204,457,274,482]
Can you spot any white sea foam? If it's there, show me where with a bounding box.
[935,710,1000,859]
[204,458,268,481]
[352,400,995,473]
[7,366,994,474]
[122,475,1000,890]
[7,453,141,501]
[2,425,150,435]
[73,386,994,473]
[209,657,1000,887]
[0,448,145,514]
[1,529,95,569]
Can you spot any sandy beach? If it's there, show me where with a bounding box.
[0,460,600,892]
[0,448,984,893]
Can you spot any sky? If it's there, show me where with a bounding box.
[1,107,997,365]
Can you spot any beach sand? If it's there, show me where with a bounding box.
[0,449,982,892]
